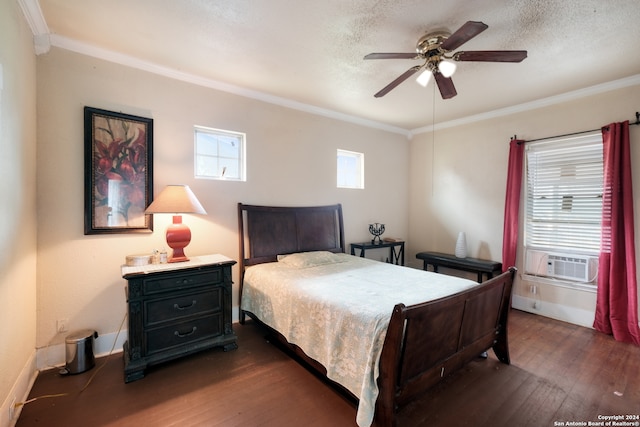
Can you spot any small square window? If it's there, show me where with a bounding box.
[195,126,246,181]
[337,149,364,189]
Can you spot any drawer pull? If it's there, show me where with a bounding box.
[174,326,197,338]
[174,300,197,310]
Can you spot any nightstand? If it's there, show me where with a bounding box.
[121,254,237,383]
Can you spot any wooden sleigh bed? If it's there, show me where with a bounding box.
[237,203,516,427]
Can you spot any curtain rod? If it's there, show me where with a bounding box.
[513,111,640,144]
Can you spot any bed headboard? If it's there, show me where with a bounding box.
[237,203,345,321]
[237,203,345,268]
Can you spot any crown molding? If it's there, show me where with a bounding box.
[410,74,640,136]
[17,0,48,34]
[48,34,411,138]
[21,1,638,140]
[18,0,409,136]
[17,0,50,54]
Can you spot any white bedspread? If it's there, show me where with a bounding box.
[241,252,479,427]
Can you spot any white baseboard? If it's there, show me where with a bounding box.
[512,294,595,328]
[36,329,128,372]
[0,330,128,427]
[33,312,247,372]
[1,350,37,427]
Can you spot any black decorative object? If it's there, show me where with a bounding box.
[369,223,385,244]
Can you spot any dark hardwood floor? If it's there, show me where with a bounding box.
[16,310,640,427]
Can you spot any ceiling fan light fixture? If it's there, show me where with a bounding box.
[364,21,527,99]
[416,69,432,87]
[438,60,457,78]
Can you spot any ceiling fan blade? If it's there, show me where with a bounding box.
[374,66,421,97]
[455,50,528,62]
[434,73,457,99]
[364,53,418,60]
[440,21,488,51]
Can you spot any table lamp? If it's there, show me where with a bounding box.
[144,185,207,262]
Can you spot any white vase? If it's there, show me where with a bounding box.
[455,232,467,258]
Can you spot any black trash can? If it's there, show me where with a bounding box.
[64,329,98,374]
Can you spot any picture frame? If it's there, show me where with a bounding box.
[84,107,154,234]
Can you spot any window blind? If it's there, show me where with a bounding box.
[525,133,603,254]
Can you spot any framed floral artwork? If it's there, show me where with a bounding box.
[84,107,154,234]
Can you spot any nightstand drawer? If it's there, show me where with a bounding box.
[145,314,223,355]
[143,270,222,295]
[145,288,222,327]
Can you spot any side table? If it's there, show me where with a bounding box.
[351,240,405,265]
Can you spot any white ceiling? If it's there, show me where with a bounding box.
[26,0,640,134]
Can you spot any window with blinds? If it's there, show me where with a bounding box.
[525,133,603,255]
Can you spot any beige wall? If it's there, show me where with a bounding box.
[35,48,409,355]
[408,84,640,326]
[0,0,38,423]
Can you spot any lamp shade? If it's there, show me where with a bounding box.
[145,185,206,263]
[145,185,207,215]
[416,69,432,87]
[438,60,457,78]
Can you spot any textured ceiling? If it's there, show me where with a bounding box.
[34,0,640,133]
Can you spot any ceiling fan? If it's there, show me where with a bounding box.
[364,21,527,100]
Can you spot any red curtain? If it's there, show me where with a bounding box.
[502,139,525,272]
[593,121,640,345]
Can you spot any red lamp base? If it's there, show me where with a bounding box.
[165,215,192,263]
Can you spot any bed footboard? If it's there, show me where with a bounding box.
[374,267,516,427]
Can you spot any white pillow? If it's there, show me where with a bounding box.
[277,251,343,268]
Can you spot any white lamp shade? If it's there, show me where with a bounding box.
[145,185,207,215]
[438,60,457,78]
[416,69,432,87]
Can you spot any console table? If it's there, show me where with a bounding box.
[416,251,502,283]
[351,240,404,265]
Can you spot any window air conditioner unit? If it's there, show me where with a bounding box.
[525,250,595,282]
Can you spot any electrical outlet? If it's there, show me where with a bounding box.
[9,396,16,420]
[57,318,69,333]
